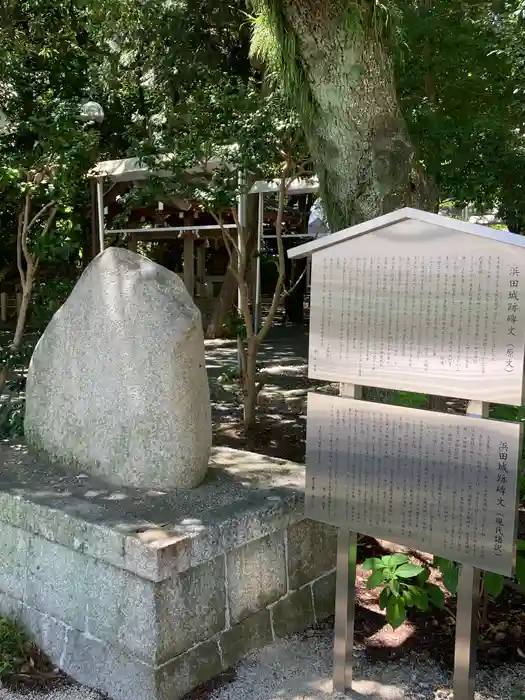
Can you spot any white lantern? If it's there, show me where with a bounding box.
[79,101,104,124]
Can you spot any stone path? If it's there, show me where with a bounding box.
[206,324,325,420]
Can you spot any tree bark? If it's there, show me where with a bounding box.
[280,1,433,229]
[205,191,259,338]
[11,273,34,350]
[243,336,259,430]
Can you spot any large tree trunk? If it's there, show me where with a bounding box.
[277,2,432,229]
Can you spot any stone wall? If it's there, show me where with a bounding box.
[0,442,337,700]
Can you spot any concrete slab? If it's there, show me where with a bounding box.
[0,441,305,582]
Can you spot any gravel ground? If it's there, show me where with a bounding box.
[205,633,524,700]
[0,629,522,700]
[0,687,102,700]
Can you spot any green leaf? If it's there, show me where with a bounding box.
[434,555,453,571]
[426,583,445,609]
[386,597,406,629]
[417,567,430,584]
[515,555,525,590]
[402,586,415,608]
[362,557,386,572]
[367,570,386,589]
[442,564,460,596]
[389,577,401,597]
[384,554,409,569]
[412,587,430,611]
[395,563,425,578]
[378,587,390,610]
[517,540,525,551]
[484,572,505,599]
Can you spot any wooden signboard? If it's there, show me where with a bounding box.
[288,208,525,699]
[306,392,521,577]
[297,213,525,404]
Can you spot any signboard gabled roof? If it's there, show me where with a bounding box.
[287,207,525,259]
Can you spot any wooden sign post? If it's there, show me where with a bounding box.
[288,208,524,699]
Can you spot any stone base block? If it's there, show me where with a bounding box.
[0,442,336,700]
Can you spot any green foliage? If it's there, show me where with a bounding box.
[433,556,460,596]
[490,404,525,422]
[484,571,505,599]
[224,311,247,340]
[249,0,399,117]
[342,0,402,46]
[0,617,32,679]
[0,0,106,282]
[387,391,428,409]
[435,544,525,603]
[31,277,76,327]
[0,337,36,439]
[398,0,525,229]
[362,554,444,629]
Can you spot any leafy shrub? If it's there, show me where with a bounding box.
[222,309,246,339]
[0,617,32,679]
[362,554,445,629]
[434,541,525,600]
[31,277,76,328]
[364,542,525,630]
[0,338,36,438]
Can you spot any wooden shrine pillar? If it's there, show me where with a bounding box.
[196,244,206,296]
[0,293,7,323]
[128,233,138,253]
[183,233,195,297]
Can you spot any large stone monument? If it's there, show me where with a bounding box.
[0,246,338,700]
[25,247,212,489]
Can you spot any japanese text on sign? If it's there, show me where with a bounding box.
[306,393,521,576]
[309,233,525,404]
[505,266,520,372]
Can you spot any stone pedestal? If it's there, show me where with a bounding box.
[0,442,337,700]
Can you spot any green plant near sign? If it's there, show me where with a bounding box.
[362,554,445,629]
[434,540,525,600]
[364,542,525,630]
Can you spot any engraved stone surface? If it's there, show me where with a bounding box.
[307,216,525,404]
[24,247,212,489]
[306,392,521,576]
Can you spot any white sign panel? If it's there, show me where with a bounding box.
[306,392,521,576]
[309,219,525,404]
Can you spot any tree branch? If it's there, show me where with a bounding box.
[257,164,289,345]
[21,204,57,275]
[231,205,255,341]
[26,199,57,234]
[283,265,307,298]
[16,209,26,289]
[211,212,240,282]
